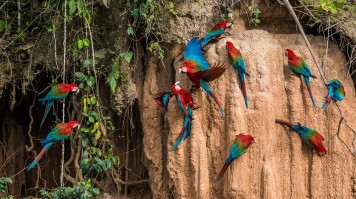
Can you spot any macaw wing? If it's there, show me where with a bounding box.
[153,91,173,107]
[237,57,247,72]
[202,65,226,82]
[202,28,224,42]
[184,38,210,71]
[300,60,313,77]
[229,141,244,161]
[42,127,67,143]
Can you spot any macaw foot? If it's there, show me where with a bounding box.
[59,99,63,103]
[193,105,201,110]
[189,85,196,94]
[291,73,299,77]
[202,45,210,52]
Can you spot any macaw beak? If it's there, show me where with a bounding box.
[174,81,181,85]
[179,68,182,74]
[76,88,80,94]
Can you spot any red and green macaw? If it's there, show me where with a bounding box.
[216,133,254,182]
[275,119,327,156]
[226,41,250,109]
[285,49,317,107]
[39,83,79,127]
[179,38,226,116]
[170,81,198,151]
[321,79,345,109]
[201,20,233,46]
[27,121,80,171]
[153,90,174,122]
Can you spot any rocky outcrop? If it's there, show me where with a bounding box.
[139,20,356,198]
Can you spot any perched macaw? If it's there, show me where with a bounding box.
[275,119,327,156]
[39,83,79,127]
[226,41,250,109]
[179,38,226,116]
[153,90,174,122]
[216,133,254,182]
[170,81,197,151]
[201,20,233,46]
[27,121,80,171]
[285,49,317,107]
[321,79,345,109]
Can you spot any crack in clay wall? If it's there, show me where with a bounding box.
[139,20,356,199]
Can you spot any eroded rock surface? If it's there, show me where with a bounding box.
[139,22,356,199]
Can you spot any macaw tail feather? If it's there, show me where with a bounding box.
[304,76,316,108]
[201,38,209,47]
[170,127,186,152]
[27,142,53,171]
[215,162,231,182]
[171,109,192,151]
[163,106,168,123]
[40,101,53,127]
[38,97,47,105]
[200,79,224,117]
[238,72,248,109]
[275,119,294,128]
[183,109,193,141]
[321,88,334,109]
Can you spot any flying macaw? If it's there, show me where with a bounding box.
[201,20,233,46]
[170,81,197,151]
[285,49,317,107]
[153,90,174,122]
[39,83,79,127]
[27,121,80,171]
[179,38,226,116]
[226,41,250,109]
[321,79,345,109]
[216,133,254,182]
[275,119,327,156]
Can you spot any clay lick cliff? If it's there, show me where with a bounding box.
[140,5,356,199]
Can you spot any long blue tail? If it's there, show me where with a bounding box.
[321,87,334,109]
[171,109,192,152]
[40,101,53,127]
[238,72,248,109]
[27,142,53,171]
[304,76,316,108]
[200,79,224,117]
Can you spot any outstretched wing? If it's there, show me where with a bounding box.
[202,64,226,82]
[184,38,210,71]
[153,91,173,107]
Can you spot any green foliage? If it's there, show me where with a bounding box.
[0,20,11,34]
[147,41,164,60]
[127,0,165,60]
[246,3,261,27]
[77,38,91,50]
[106,52,132,94]
[168,2,177,16]
[75,71,96,89]
[251,8,261,26]
[0,177,12,193]
[221,8,235,21]
[40,179,99,199]
[314,0,352,14]
[66,0,92,24]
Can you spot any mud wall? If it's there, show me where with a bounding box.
[138,20,356,199]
